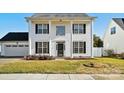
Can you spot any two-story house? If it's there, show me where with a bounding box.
[25,13,95,58]
[0,13,95,58]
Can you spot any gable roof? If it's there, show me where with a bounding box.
[113,18,124,30]
[31,13,90,18]
[26,13,96,21]
[0,32,28,41]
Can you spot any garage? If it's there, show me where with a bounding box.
[0,32,29,57]
[4,44,29,56]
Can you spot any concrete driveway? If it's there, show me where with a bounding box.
[0,74,124,80]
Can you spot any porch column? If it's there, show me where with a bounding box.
[49,20,52,56]
[28,20,32,55]
[91,21,94,58]
[70,21,73,58]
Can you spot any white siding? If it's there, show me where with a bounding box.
[72,22,92,57]
[104,20,124,54]
[29,20,93,58]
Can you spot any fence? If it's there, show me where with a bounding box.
[93,47,103,57]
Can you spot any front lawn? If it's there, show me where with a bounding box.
[0,58,124,74]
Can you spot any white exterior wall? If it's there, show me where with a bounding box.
[104,20,124,54]
[1,41,29,56]
[29,20,93,58]
[72,22,92,57]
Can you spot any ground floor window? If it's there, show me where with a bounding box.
[73,41,86,54]
[35,42,49,54]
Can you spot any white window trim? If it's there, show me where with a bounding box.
[37,24,49,34]
[73,24,85,34]
[37,42,49,54]
[73,41,86,54]
[56,26,65,36]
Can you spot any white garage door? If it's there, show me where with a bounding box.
[4,44,29,56]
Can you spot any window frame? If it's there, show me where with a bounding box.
[73,41,86,54]
[37,42,42,53]
[18,45,24,47]
[36,24,49,34]
[25,45,29,47]
[12,45,17,47]
[43,42,49,54]
[73,42,79,53]
[73,24,86,34]
[56,26,65,36]
[6,45,11,47]
[36,42,49,54]
[79,42,84,53]
[111,27,116,35]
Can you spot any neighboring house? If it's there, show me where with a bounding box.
[25,13,95,58]
[0,32,29,56]
[104,18,124,54]
[0,45,1,56]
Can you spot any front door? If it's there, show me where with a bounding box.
[57,43,64,57]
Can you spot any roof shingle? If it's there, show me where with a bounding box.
[25,13,96,21]
[113,18,124,30]
[0,32,28,41]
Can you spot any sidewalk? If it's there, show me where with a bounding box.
[0,74,124,80]
[0,74,94,80]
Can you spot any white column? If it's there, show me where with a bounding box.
[70,21,73,58]
[49,20,52,56]
[91,21,94,58]
[28,20,32,55]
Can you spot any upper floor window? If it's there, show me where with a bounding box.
[36,24,49,34]
[56,26,65,36]
[73,24,86,34]
[111,27,116,35]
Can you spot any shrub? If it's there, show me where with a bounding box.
[104,49,115,57]
[24,55,55,60]
[120,53,124,59]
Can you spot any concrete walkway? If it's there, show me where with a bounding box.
[0,74,124,80]
[0,74,94,80]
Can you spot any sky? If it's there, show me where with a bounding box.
[0,13,124,39]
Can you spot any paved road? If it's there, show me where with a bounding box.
[0,74,124,80]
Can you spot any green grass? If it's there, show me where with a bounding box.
[0,58,124,74]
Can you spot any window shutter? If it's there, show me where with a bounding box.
[84,42,86,53]
[35,42,38,53]
[83,24,86,34]
[47,24,49,34]
[72,24,74,34]
[35,24,38,34]
[48,42,49,53]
